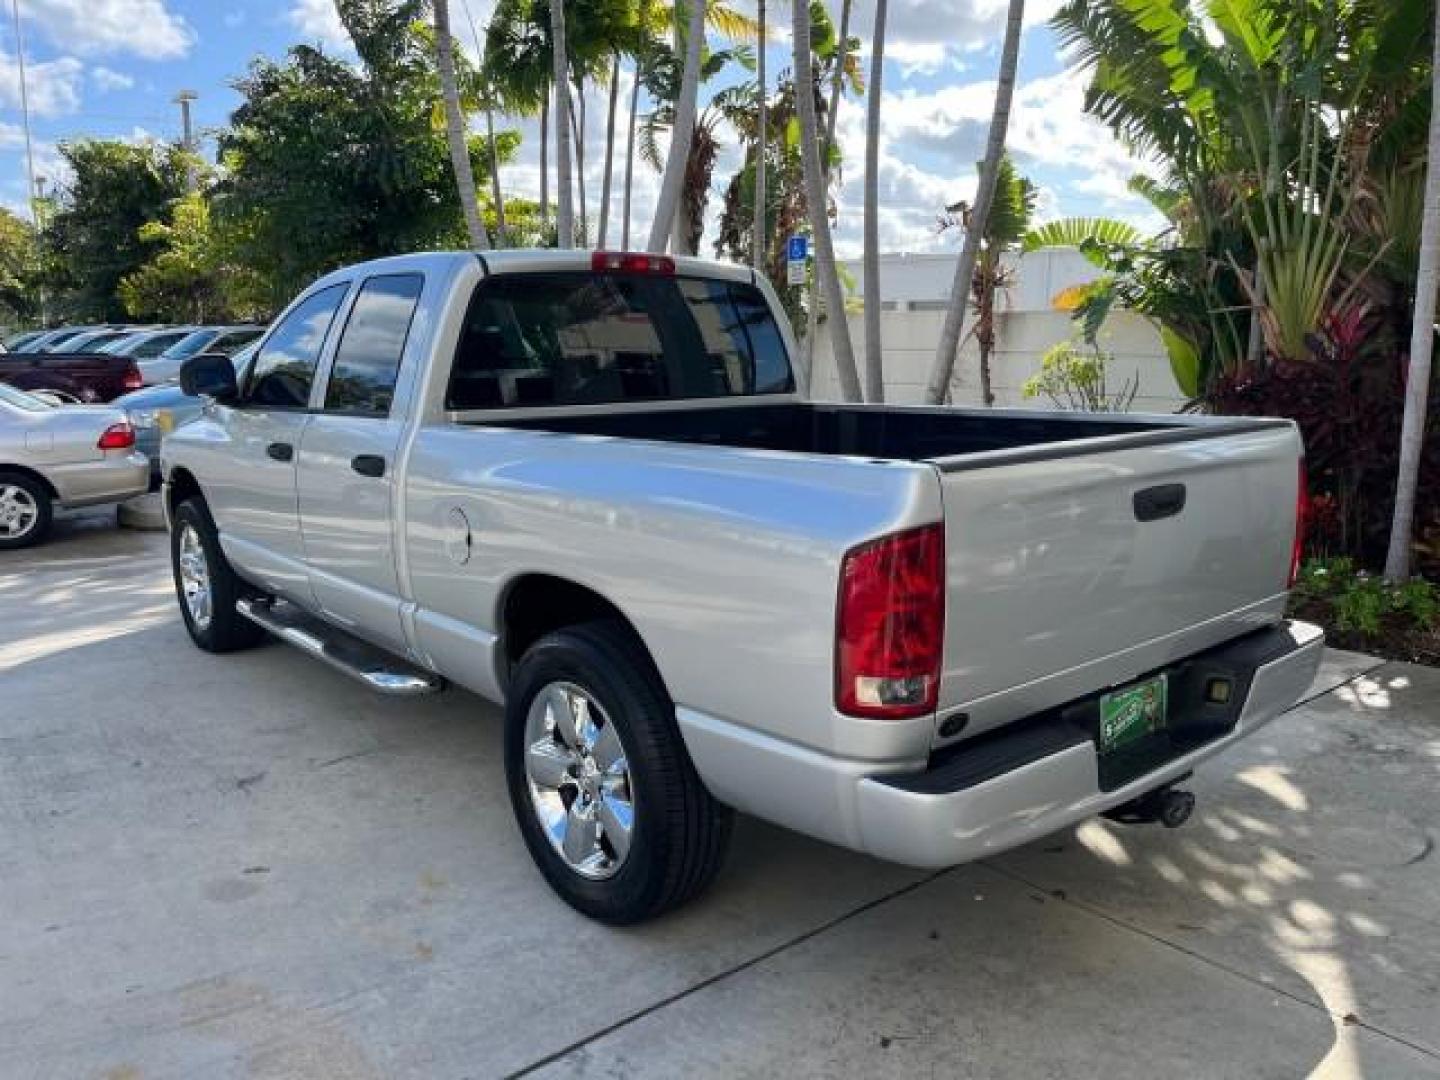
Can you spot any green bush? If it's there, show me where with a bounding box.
[1021,338,1138,413]
[1293,558,1438,638]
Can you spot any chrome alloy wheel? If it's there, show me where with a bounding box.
[0,483,39,540]
[523,681,636,880]
[177,523,213,630]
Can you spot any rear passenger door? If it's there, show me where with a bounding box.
[296,273,425,654]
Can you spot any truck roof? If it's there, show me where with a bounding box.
[306,250,758,293]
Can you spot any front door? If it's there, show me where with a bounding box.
[206,281,351,601]
[297,272,425,654]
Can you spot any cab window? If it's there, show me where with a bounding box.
[445,273,793,410]
[323,274,424,416]
[245,283,349,409]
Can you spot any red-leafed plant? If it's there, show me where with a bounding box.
[1205,305,1440,577]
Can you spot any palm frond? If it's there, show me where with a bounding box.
[1023,217,1145,253]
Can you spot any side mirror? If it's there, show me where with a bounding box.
[180,353,239,402]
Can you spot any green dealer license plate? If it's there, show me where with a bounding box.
[1099,673,1168,753]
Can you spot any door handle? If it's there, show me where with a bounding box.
[351,454,386,478]
[266,441,294,462]
[1133,483,1187,522]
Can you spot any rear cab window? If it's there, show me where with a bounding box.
[445,272,793,410]
[323,274,424,416]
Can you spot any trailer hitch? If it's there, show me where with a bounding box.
[1103,778,1196,829]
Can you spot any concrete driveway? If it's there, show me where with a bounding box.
[3,512,1438,1079]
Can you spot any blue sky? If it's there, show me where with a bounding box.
[0,0,1159,256]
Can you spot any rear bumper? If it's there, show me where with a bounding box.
[854,620,1324,867]
[49,452,151,508]
[678,620,1324,869]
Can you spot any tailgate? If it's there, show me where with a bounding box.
[932,420,1301,739]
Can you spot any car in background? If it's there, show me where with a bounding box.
[5,330,46,351]
[98,327,195,360]
[117,342,258,483]
[138,325,264,384]
[0,348,144,402]
[20,326,99,353]
[0,382,148,548]
[60,328,137,354]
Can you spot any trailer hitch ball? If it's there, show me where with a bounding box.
[1158,788,1195,829]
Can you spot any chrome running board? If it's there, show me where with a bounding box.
[236,598,443,696]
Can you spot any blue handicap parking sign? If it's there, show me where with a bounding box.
[786,235,808,262]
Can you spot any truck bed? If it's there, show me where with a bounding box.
[481,398,1301,747]
[0,351,142,403]
[486,400,1283,465]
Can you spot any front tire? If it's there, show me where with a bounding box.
[170,497,266,653]
[0,472,53,549]
[504,620,732,924]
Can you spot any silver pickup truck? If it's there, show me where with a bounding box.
[162,250,1323,923]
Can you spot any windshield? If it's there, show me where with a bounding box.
[445,273,793,410]
[231,340,260,382]
[156,329,220,362]
[0,382,50,411]
[97,333,141,354]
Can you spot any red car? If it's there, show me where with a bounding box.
[0,350,143,403]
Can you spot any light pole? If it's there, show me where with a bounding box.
[9,0,40,224]
[174,89,198,191]
[32,174,47,326]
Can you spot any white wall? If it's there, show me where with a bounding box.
[806,249,1187,413]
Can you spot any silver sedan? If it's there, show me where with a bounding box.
[0,382,149,548]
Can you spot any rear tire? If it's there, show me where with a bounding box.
[504,620,732,924]
[170,497,266,653]
[0,472,53,549]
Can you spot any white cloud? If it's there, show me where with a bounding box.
[91,65,135,92]
[823,66,1163,257]
[18,0,193,60]
[0,49,84,117]
[1,137,69,212]
[287,0,354,53]
[841,0,1066,67]
[882,41,953,77]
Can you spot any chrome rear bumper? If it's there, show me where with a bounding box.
[854,620,1324,868]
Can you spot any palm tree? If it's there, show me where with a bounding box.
[937,153,1035,406]
[481,79,509,244]
[861,0,885,402]
[458,0,510,244]
[797,2,861,378]
[793,0,860,400]
[434,0,490,249]
[647,0,707,251]
[621,0,660,248]
[483,0,553,228]
[1384,1,1440,580]
[549,0,575,244]
[598,51,621,245]
[822,0,851,163]
[752,0,766,270]
[924,0,1024,405]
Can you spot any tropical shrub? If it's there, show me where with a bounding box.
[1022,338,1137,412]
[1291,557,1439,662]
[1204,307,1440,576]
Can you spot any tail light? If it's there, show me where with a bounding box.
[122,363,143,390]
[836,523,945,719]
[1289,460,1308,588]
[97,421,135,450]
[591,251,676,275]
